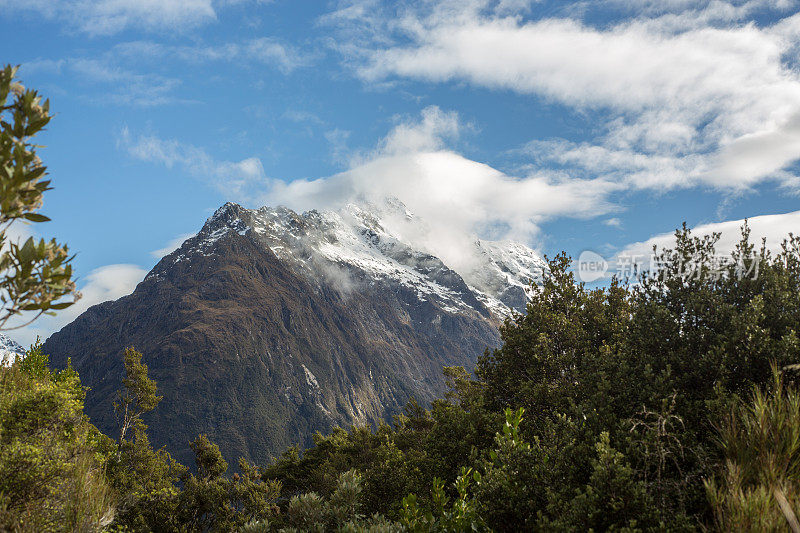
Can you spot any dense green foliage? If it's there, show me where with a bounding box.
[0,344,115,531]
[260,225,800,531]
[2,220,800,531]
[0,64,78,330]
[706,366,800,531]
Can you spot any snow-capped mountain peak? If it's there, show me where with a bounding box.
[0,333,25,365]
[154,199,546,317]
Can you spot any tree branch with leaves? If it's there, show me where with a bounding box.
[0,64,79,331]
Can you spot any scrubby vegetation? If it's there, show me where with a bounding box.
[0,345,114,531]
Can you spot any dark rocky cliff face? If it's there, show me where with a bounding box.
[43,201,544,467]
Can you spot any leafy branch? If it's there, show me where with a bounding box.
[0,64,79,330]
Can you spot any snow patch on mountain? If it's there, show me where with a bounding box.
[0,333,25,365]
[155,199,547,317]
[302,364,319,389]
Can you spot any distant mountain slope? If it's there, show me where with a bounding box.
[0,333,25,365]
[44,200,546,467]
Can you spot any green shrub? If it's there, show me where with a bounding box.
[706,366,800,531]
[0,344,115,532]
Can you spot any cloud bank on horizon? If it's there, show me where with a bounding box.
[616,209,800,267]
[9,264,148,347]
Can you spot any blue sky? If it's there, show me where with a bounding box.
[2,0,800,344]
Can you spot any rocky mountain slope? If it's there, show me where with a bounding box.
[43,199,546,467]
[0,333,25,365]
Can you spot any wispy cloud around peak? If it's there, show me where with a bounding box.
[267,107,619,252]
[150,233,196,258]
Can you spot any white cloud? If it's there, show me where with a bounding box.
[600,0,797,22]
[244,38,313,73]
[9,264,147,348]
[111,38,313,73]
[0,221,35,255]
[374,106,461,156]
[330,1,800,192]
[519,139,705,189]
[150,233,195,258]
[2,0,283,36]
[283,110,325,125]
[324,128,352,165]
[615,209,800,271]
[494,0,541,15]
[21,36,309,108]
[1,0,276,35]
[0,0,218,36]
[707,111,800,187]
[215,0,273,5]
[118,126,268,199]
[22,58,186,107]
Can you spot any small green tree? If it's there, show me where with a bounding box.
[191,433,228,480]
[546,432,663,532]
[106,348,185,532]
[115,347,162,442]
[106,426,185,533]
[0,64,78,331]
[272,470,399,532]
[177,435,281,531]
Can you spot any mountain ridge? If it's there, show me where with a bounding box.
[0,333,24,365]
[159,199,546,314]
[43,199,546,467]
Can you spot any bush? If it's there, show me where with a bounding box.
[706,366,800,531]
[0,343,115,532]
